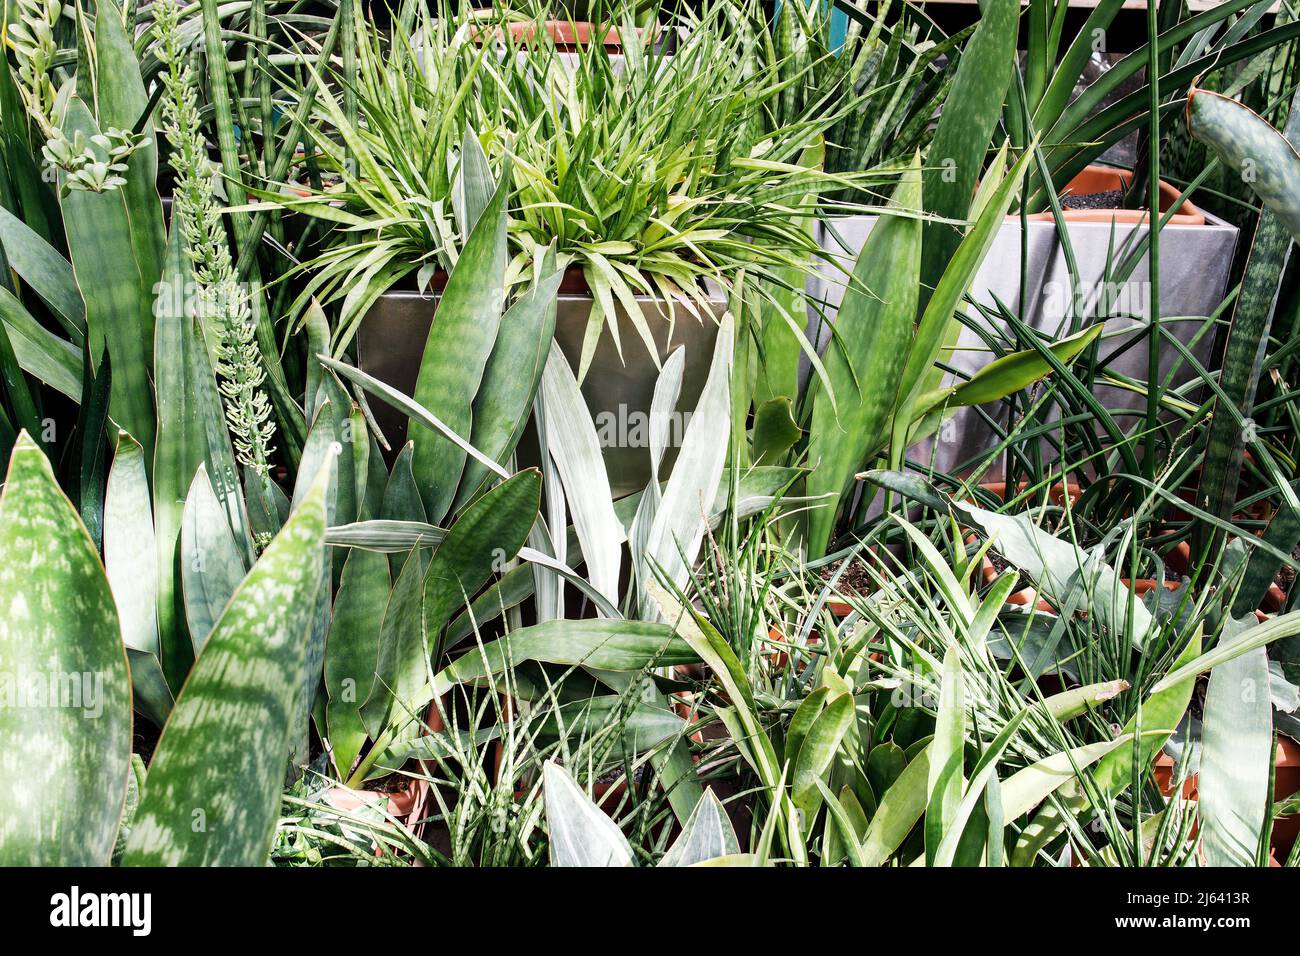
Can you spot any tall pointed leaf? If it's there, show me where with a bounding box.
[105,431,158,657]
[0,433,131,865]
[454,262,563,511]
[1187,86,1300,555]
[411,164,509,524]
[91,0,166,287]
[105,430,171,724]
[123,452,333,865]
[539,344,623,604]
[1200,618,1273,866]
[805,163,921,557]
[325,547,390,777]
[917,0,1018,299]
[58,97,157,458]
[180,465,246,654]
[640,312,734,603]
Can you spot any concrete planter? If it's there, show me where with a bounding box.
[357,281,723,498]
[811,203,1237,478]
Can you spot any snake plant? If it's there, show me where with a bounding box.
[1186,84,1300,574]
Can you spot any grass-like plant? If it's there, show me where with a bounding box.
[757,0,964,190]
[263,0,905,368]
[249,0,486,351]
[477,0,905,378]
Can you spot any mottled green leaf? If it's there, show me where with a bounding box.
[58,97,157,459]
[805,161,921,557]
[180,465,246,654]
[0,433,132,865]
[123,453,332,865]
[325,547,390,777]
[411,164,509,523]
[105,431,158,657]
[454,261,563,511]
[434,619,696,696]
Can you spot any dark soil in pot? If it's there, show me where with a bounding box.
[594,764,651,788]
[364,772,416,796]
[1276,553,1297,594]
[818,555,877,615]
[1265,543,1300,612]
[1061,189,1126,211]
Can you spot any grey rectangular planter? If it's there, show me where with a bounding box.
[358,285,724,498]
[811,210,1239,477]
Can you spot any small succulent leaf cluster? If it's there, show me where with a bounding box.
[6,0,63,134]
[42,126,148,194]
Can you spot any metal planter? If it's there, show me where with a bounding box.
[811,209,1238,477]
[357,286,724,498]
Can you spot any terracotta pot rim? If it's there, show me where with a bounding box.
[1156,735,1300,771]
[1023,164,1206,226]
[475,19,658,51]
[976,479,1083,506]
[323,775,427,818]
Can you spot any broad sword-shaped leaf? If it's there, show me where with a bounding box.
[0,433,132,865]
[123,451,334,865]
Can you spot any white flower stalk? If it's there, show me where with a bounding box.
[153,0,275,473]
[7,0,146,193]
[6,0,62,137]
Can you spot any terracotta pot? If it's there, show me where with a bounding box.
[1025,164,1206,226]
[1154,736,1300,858]
[322,776,429,821]
[976,480,1083,508]
[819,544,888,619]
[479,19,655,52]
[490,696,651,811]
[765,625,799,670]
[1120,540,1191,599]
[1153,751,1199,800]
[1271,736,1300,857]
[1261,582,1290,614]
[323,699,446,830]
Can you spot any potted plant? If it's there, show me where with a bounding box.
[1026,164,1205,225]
[481,0,664,54]
[475,0,869,494]
[1153,736,1300,859]
[268,2,855,494]
[812,2,1299,457]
